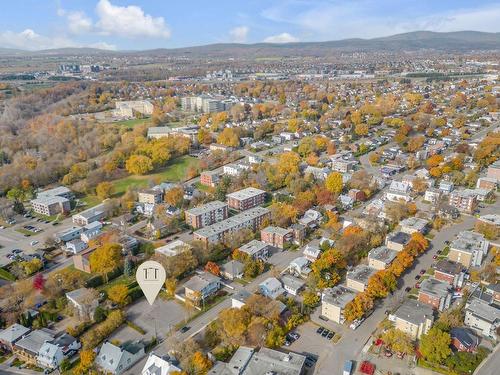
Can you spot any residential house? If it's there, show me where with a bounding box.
[346,265,377,292]
[220,260,244,280]
[449,189,477,213]
[439,181,454,194]
[368,246,397,270]
[280,275,305,296]
[66,239,88,254]
[449,231,489,268]
[226,187,266,211]
[237,347,305,375]
[476,177,498,191]
[37,342,64,370]
[260,226,293,249]
[0,324,30,351]
[238,240,271,260]
[385,231,411,252]
[348,189,366,202]
[486,160,500,181]
[13,328,56,365]
[66,288,98,320]
[155,240,191,257]
[331,158,357,173]
[385,181,411,202]
[464,299,500,338]
[434,259,465,288]
[259,277,285,299]
[185,201,228,229]
[200,170,221,188]
[418,278,453,311]
[138,189,163,205]
[339,195,355,210]
[288,257,311,278]
[95,341,146,375]
[299,209,322,228]
[303,244,321,262]
[184,272,221,301]
[450,328,480,352]
[54,226,84,243]
[399,217,428,234]
[73,247,95,273]
[231,290,252,309]
[321,285,357,324]
[424,188,442,204]
[72,203,106,226]
[389,299,434,340]
[141,352,181,375]
[118,235,139,254]
[80,221,102,243]
[291,223,306,245]
[304,166,330,180]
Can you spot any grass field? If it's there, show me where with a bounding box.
[113,117,153,128]
[80,194,102,208]
[111,155,199,196]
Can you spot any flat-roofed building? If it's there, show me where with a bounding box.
[449,189,477,214]
[193,207,270,246]
[185,201,228,229]
[72,203,106,226]
[434,259,465,287]
[31,196,70,216]
[200,170,221,188]
[465,299,500,338]
[226,187,266,211]
[346,265,377,292]
[321,285,357,324]
[385,231,411,252]
[449,231,489,268]
[138,189,163,204]
[389,299,434,340]
[155,240,191,257]
[399,217,428,235]
[184,272,221,301]
[418,278,453,311]
[368,246,398,270]
[260,226,293,249]
[238,240,270,260]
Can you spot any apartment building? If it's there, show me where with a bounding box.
[418,278,453,311]
[184,271,222,301]
[368,246,398,270]
[346,265,377,293]
[147,125,199,145]
[72,204,106,226]
[261,226,293,249]
[449,189,477,213]
[31,196,71,216]
[486,160,500,181]
[449,231,489,268]
[385,231,411,252]
[399,217,428,234]
[138,189,163,205]
[389,299,434,340]
[434,259,465,288]
[464,299,500,338]
[114,100,153,118]
[238,240,271,260]
[185,201,228,229]
[226,187,266,211]
[321,285,357,324]
[200,170,221,187]
[193,207,270,245]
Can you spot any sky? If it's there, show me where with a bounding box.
[0,0,499,51]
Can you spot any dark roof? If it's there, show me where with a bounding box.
[435,259,462,276]
[450,328,479,349]
[387,231,410,245]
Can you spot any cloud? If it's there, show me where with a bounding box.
[95,0,171,38]
[0,29,116,51]
[264,32,299,43]
[262,1,500,40]
[229,26,249,43]
[58,9,94,34]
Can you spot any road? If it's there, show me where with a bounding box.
[474,342,500,375]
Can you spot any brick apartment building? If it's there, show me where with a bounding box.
[261,226,294,249]
[185,200,228,229]
[226,187,266,211]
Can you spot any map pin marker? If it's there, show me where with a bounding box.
[136,260,166,305]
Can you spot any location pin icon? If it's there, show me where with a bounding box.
[136,260,166,305]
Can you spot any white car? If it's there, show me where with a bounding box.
[30,240,39,246]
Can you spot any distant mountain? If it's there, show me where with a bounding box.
[1,31,499,58]
[0,47,26,56]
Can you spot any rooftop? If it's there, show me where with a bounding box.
[399,217,428,230]
[393,299,434,325]
[184,272,221,292]
[261,226,292,236]
[185,200,228,216]
[322,285,357,308]
[226,187,266,201]
[239,240,269,257]
[419,278,451,298]
[387,231,411,245]
[450,231,488,254]
[243,347,306,375]
[368,246,398,264]
[466,299,500,323]
[347,265,377,284]
[434,259,463,275]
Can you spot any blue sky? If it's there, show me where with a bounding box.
[0,0,499,50]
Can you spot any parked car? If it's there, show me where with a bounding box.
[316,327,324,334]
[180,326,191,333]
[327,332,334,340]
[30,240,39,246]
[405,287,411,293]
[420,269,426,275]
[415,275,421,280]
[289,332,300,340]
[321,329,329,337]
[415,282,421,289]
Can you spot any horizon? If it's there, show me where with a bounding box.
[1,1,500,51]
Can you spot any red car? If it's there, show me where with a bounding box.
[415,282,421,289]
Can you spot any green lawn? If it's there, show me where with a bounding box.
[98,274,136,292]
[113,117,153,128]
[80,194,102,208]
[0,267,15,281]
[111,156,199,196]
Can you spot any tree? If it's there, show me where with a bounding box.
[123,256,134,276]
[217,128,239,147]
[191,351,213,374]
[89,243,122,283]
[21,258,43,276]
[107,284,130,306]
[270,202,298,227]
[164,187,184,207]
[419,327,452,364]
[165,278,177,298]
[96,181,114,200]
[354,123,369,136]
[303,290,320,308]
[382,328,414,355]
[33,273,45,291]
[325,172,343,194]
[204,261,220,276]
[93,306,107,323]
[125,155,153,175]
[426,154,444,168]
[407,135,425,152]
